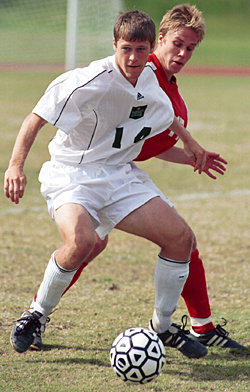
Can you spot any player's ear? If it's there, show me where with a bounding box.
[113,38,117,52]
[157,33,164,46]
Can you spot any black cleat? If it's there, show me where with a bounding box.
[189,320,247,350]
[10,310,45,353]
[30,330,42,351]
[149,318,208,359]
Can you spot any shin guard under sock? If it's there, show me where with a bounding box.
[153,255,189,333]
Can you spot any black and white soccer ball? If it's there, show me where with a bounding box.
[110,327,166,384]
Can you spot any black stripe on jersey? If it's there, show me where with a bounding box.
[145,63,156,73]
[45,73,72,94]
[53,69,107,127]
[79,109,98,164]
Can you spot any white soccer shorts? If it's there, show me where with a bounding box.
[39,160,173,239]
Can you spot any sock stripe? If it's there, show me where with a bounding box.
[53,254,79,273]
[158,254,190,265]
[190,317,212,327]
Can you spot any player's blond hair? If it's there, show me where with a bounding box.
[114,10,156,48]
[159,4,205,44]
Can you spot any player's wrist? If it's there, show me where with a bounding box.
[178,129,193,144]
[8,160,25,171]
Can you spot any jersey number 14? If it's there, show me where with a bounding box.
[112,127,152,149]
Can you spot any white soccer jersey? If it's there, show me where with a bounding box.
[33,55,174,166]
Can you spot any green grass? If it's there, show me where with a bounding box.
[0,71,250,391]
[125,0,250,19]
[1,1,250,66]
[125,1,250,67]
[188,14,250,66]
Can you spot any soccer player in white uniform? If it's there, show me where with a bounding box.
[5,10,208,358]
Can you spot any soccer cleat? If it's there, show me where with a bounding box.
[30,331,42,351]
[148,319,208,359]
[10,310,47,353]
[189,321,247,349]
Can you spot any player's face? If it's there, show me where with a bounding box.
[155,26,197,81]
[113,38,154,86]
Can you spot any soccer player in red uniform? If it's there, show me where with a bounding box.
[30,5,245,351]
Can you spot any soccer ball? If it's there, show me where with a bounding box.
[110,327,166,384]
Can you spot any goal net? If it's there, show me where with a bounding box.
[0,0,124,70]
[76,0,125,67]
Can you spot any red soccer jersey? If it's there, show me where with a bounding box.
[135,53,188,161]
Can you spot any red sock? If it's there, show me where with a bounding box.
[62,262,88,296]
[181,249,215,334]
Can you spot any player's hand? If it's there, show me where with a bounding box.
[168,117,206,172]
[183,135,206,174]
[4,166,27,204]
[200,151,227,179]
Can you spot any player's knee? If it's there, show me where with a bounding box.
[173,224,194,254]
[86,235,108,263]
[191,236,197,253]
[93,234,108,256]
[182,225,194,253]
[68,232,96,264]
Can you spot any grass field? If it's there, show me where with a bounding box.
[1,1,250,67]
[0,2,250,390]
[0,3,249,390]
[0,68,250,391]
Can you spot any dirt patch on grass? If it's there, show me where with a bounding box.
[0,63,65,72]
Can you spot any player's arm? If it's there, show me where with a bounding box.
[168,116,206,173]
[156,146,227,179]
[156,146,191,165]
[4,113,47,204]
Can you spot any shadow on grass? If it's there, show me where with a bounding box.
[27,356,110,367]
[40,343,110,352]
[27,344,110,368]
[162,349,250,382]
[41,342,250,356]
[26,344,250,380]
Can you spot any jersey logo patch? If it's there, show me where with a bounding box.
[137,92,144,100]
[129,105,147,120]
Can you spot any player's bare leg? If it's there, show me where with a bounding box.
[116,196,193,260]
[29,232,108,350]
[62,233,108,296]
[116,197,207,358]
[31,203,97,316]
[10,203,97,353]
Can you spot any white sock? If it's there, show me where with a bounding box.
[31,253,78,319]
[152,255,189,333]
[190,316,212,328]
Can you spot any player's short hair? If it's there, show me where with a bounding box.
[159,4,205,44]
[114,10,156,48]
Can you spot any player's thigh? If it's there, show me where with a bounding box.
[53,203,96,247]
[116,196,191,245]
